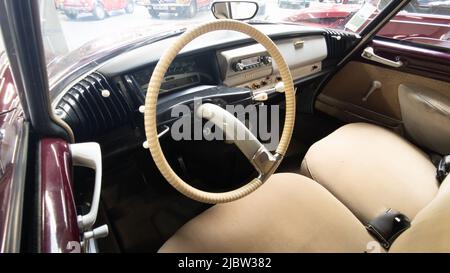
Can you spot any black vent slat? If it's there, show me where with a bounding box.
[85,75,125,122]
[89,75,127,121]
[91,73,129,118]
[95,72,132,113]
[58,101,85,139]
[73,84,105,131]
[323,29,358,60]
[66,90,96,135]
[80,80,115,128]
[56,72,133,141]
[76,82,110,131]
[68,87,98,132]
[62,94,90,134]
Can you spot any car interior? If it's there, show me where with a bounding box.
[32,0,450,253]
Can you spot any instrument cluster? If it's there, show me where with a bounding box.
[129,52,223,95]
[132,58,200,93]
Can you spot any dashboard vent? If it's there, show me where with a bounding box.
[55,72,132,141]
[323,29,358,60]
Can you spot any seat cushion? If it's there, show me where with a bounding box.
[300,122,439,224]
[390,176,450,253]
[159,173,374,253]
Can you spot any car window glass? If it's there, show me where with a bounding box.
[377,0,450,49]
[0,28,4,53]
[40,0,395,83]
[0,29,22,180]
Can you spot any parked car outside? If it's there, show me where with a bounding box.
[136,0,210,18]
[283,0,450,47]
[277,0,310,9]
[63,0,135,20]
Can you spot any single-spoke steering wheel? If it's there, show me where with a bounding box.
[144,19,295,204]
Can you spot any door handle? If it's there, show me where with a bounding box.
[362,47,403,68]
[70,142,102,230]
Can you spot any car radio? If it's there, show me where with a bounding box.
[232,55,272,72]
[217,45,275,86]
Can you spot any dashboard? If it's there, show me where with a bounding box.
[119,34,329,100]
[52,24,358,142]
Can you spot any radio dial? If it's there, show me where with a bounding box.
[232,56,272,72]
[233,62,245,72]
[261,56,272,65]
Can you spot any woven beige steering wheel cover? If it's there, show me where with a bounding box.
[144,19,295,204]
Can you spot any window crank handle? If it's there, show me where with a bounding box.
[362,80,382,102]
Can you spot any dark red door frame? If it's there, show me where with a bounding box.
[39,138,79,253]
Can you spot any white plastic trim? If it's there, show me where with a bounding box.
[196,103,267,160]
[361,47,403,68]
[69,142,102,230]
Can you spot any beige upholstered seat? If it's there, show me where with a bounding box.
[390,175,450,252]
[159,173,374,253]
[160,173,450,253]
[160,123,450,253]
[300,122,439,224]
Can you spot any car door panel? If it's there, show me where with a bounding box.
[398,83,450,155]
[316,39,450,153]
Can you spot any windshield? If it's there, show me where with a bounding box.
[39,0,392,79]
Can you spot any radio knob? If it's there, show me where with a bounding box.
[233,62,245,72]
[262,56,272,65]
[252,83,260,89]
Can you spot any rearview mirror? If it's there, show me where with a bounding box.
[211,1,259,20]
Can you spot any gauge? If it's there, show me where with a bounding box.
[131,56,204,95]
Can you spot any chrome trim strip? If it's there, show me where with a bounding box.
[2,121,29,252]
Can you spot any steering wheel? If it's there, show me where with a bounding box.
[144,19,295,204]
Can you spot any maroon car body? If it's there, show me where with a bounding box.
[40,138,79,253]
[284,1,450,47]
[0,51,79,253]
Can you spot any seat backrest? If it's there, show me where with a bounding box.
[390,175,450,252]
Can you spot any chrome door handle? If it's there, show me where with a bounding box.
[362,47,403,68]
